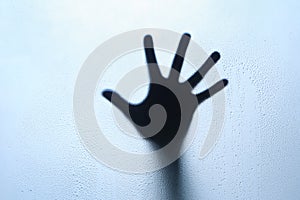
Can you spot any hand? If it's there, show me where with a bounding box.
[102,33,228,148]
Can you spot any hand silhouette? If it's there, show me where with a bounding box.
[102,33,228,148]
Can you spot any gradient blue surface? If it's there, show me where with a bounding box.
[1,0,299,199]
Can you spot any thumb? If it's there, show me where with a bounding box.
[102,89,130,117]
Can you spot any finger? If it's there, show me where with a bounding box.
[196,79,228,104]
[186,51,220,88]
[170,33,191,80]
[144,35,161,79]
[102,89,130,117]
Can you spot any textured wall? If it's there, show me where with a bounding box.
[1,0,299,199]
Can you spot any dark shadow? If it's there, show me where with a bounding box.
[102,33,228,200]
[160,158,183,199]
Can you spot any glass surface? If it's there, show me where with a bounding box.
[0,0,299,199]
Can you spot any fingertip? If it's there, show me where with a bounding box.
[223,79,229,87]
[144,35,153,48]
[183,32,191,38]
[211,51,221,62]
[102,90,113,101]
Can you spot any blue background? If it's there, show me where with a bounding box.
[1,0,299,199]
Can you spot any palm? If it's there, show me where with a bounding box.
[103,33,228,148]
